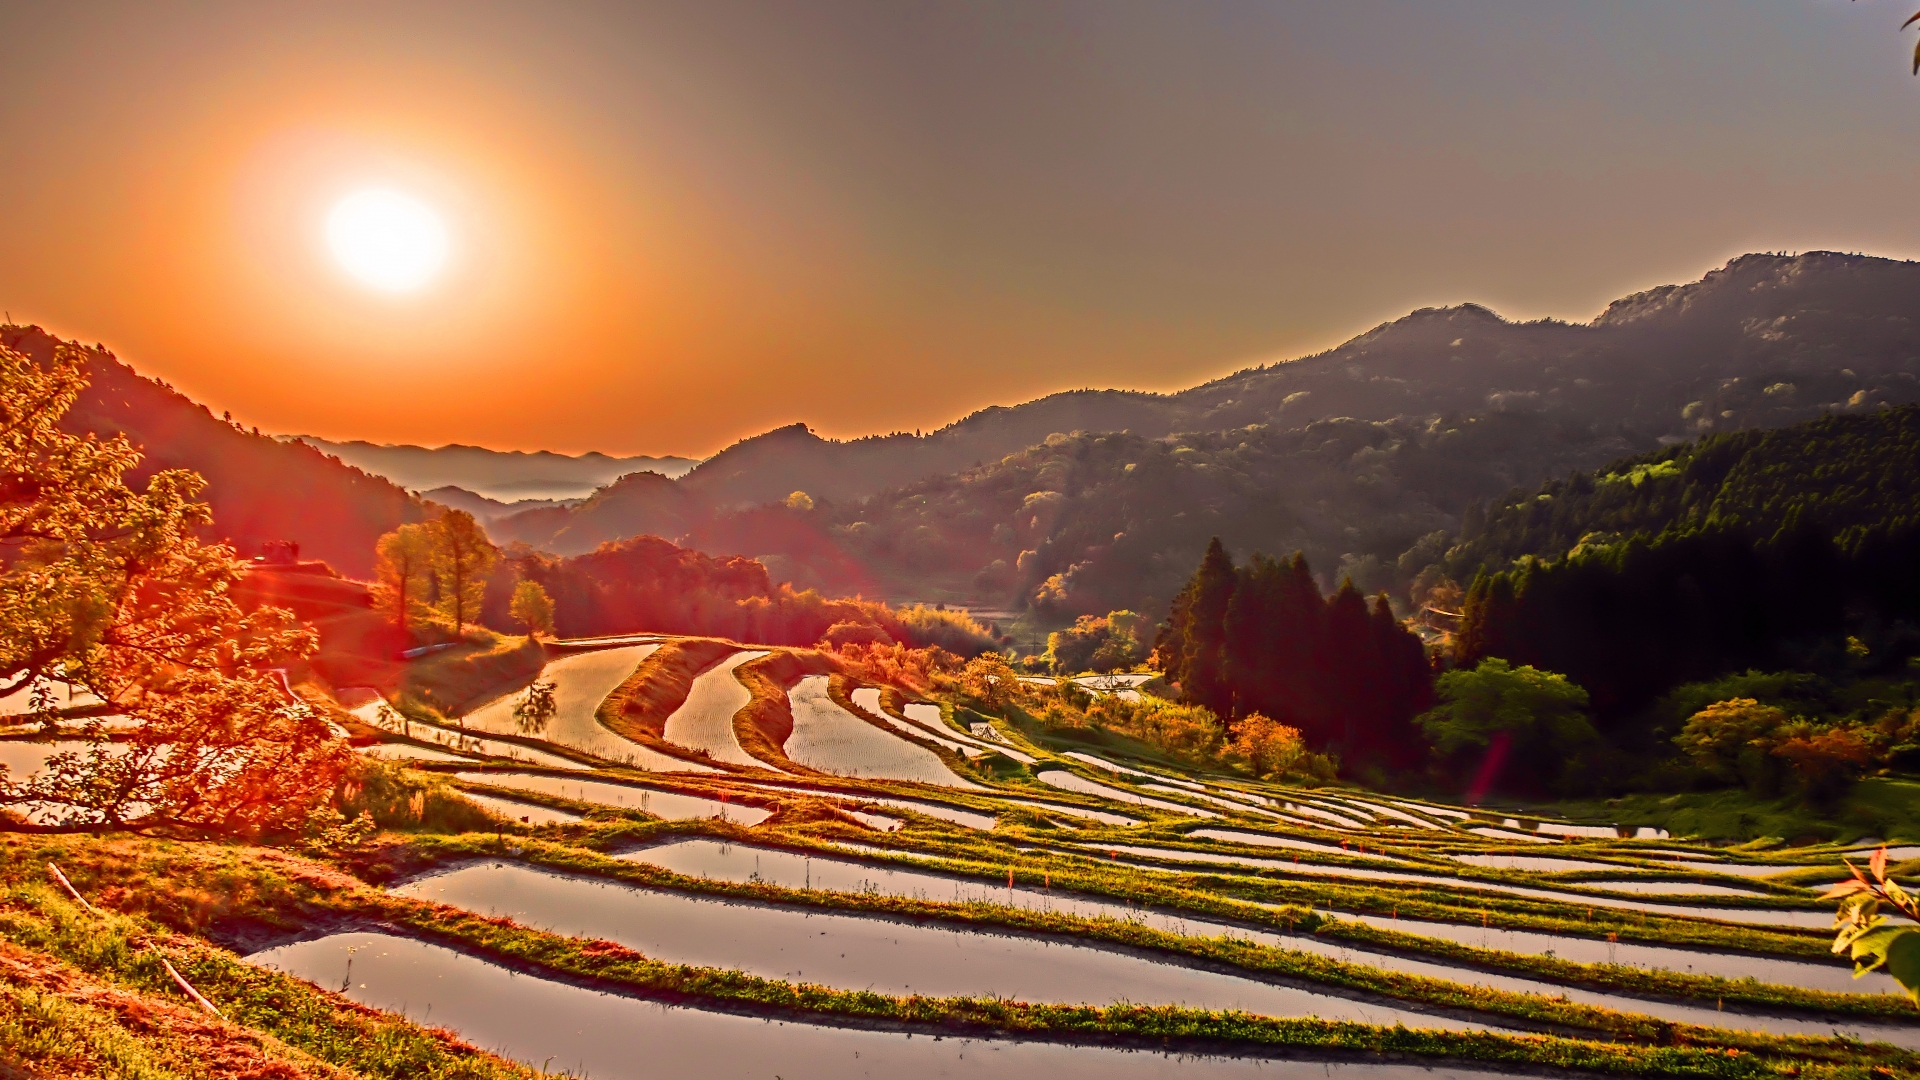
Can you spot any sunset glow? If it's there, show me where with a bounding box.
[326,189,448,292]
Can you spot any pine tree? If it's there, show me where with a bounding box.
[1171,537,1237,716]
[1319,579,1376,756]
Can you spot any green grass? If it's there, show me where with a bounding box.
[1543,777,1920,845]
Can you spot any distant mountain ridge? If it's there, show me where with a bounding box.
[498,252,1920,622]
[289,436,696,502]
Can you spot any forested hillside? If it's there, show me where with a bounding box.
[1440,406,1920,729]
[1430,405,1920,584]
[3,325,427,577]
[501,252,1920,620]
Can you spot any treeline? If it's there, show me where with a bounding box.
[1435,405,1920,584]
[366,528,1002,654]
[1455,520,1920,720]
[1436,407,1920,721]
[1156,539,1433,773]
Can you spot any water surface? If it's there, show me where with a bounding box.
[247,932,1529,1080]
[395,861,1486,1027]
[455,772,772,825]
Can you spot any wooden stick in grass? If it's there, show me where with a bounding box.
[47,862,222,1018]
[46,863,98,914]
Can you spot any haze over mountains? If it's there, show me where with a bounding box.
[289,436,696,501]
[14,251,1920,625]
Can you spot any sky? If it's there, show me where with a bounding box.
[2,1,1919,457]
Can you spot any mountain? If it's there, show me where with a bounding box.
[289,436,696,501]
[506,252,1920,619]
[418,485,578,523]
[3,325,427,578]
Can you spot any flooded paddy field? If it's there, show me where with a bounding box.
[454,771,773,825]
[394,860,1491,1028]
[247,932,1531,1080]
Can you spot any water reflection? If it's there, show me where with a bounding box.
[247,932,1529,1080]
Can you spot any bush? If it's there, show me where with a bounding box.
[1415,658,1599,795]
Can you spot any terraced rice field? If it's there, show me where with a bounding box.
[786,676,983,787]
[267,636,1920,1077]
[660,649,769,767]
[458,644,715,771]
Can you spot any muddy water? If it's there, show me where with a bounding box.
[660,650,770,769]
[460,645,715,773]
[249,932,1535,1080]
[786,676,983,789]
[456,790,584,825]
[454,772,772,825]
[1037,770,1219,817]
[1448,855,1626,873]
[393,861,1488,1028]
[1344,911,1897,996]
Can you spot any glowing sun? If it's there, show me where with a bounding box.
[326,189,448,292]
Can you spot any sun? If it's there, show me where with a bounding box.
[326,189,449,292]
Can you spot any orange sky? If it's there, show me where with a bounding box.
[4,2,1920,457]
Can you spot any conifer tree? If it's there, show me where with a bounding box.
[1165,537,1237,716]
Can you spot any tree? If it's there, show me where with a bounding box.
[372,523,434,638]
[785,491,815,511]
[0,343,344,834]
[1160,537,1236,716]
[1415,658,1598,796]
[429,509,498,633]
[510,578,556,638]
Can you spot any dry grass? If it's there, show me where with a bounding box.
[396,634,545,719]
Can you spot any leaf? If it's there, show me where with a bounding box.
[1888,875,1916,916]
[1873,845,1889,883]
[1822,879,1872,900]
[1844,924,1906,974]
[1886,930,1920,1003]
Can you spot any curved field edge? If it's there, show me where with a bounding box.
[0,843,1873,1080]
[595,637,744,767]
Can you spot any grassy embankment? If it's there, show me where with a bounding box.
[0,833,1899,1080]
[1540,779,1920,846]
[0,846,533,1079]
[730,649,838,771]
[329,758,1905,1030]
[393,632,545,722]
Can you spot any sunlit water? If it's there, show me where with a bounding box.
[1037,770,1218,818]
[247,932,1530,1080]
[660,650,770,769]
[786,676,983,788]
[393,860,1487,1027]
[459,645,716,772]
[454,772,772,826]
[607,842,1906,1042]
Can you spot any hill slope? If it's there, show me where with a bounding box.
[514,252,1920,618]
[4,325,427,577]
